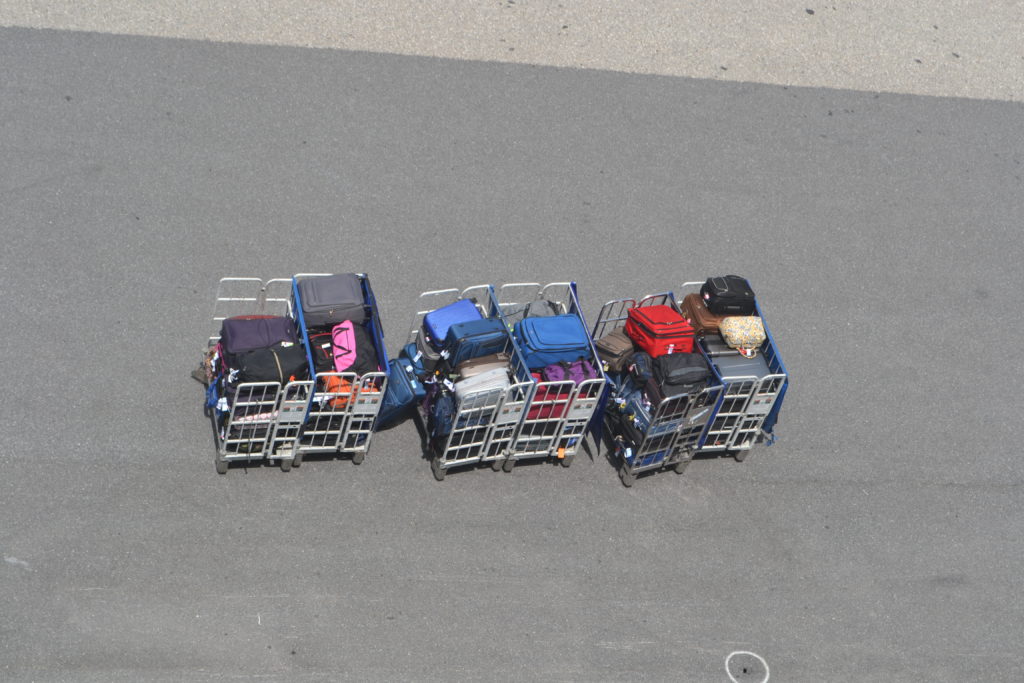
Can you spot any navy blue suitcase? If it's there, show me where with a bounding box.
[513,314,592,369]
[401,342,428,377]
[444,318,509,367]
[422,299,482,350]
[377,357,427,429]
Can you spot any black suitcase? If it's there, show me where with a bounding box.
[645,353,710,403]
[700,275,756,316]
[297,274,368,327]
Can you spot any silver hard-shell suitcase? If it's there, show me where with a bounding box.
[454,366,511,400]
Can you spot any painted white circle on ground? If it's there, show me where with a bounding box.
[725,650,769,683]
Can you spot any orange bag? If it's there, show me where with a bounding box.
[321,375,381,408]
[322,375,354,408]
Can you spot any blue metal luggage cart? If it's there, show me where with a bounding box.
[491,283,607,470]
[407,285,534,480]
[591,292,724,487]
[204,277,315,473]
[677,281,789,461]
[292,273,389,466]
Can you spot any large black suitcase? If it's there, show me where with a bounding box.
[700,275,756,315]
[297,274,368,327]
[645,353,710,404]
[653,353,710,389]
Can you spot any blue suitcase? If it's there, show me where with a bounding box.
[401,342,428,377]
[377,357,427,429]
[444,318,509,367]
[513,314,592,369]
[422,299,482,350]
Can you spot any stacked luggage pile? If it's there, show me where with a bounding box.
[676,277,788,462]
[201,274,389,473]
[592,276,788,486]
[495,283,606,471]
[292,273,389,464]
[378,283,607,479]
[380,286,533,480]
[205,313,312,473]
[200,275,786,484]
[592,294,723,487]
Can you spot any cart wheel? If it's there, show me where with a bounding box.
[491,457,505,472]
[279,458,292,472]
[619,468,635,488]
[431,457,447,481]
[673,459,689,475]
[215,458,228,475]
[732,449,747,463]
[560,453,574,468]
[352,452,365,465]
[502,457,515,473]
[292,452,303,468]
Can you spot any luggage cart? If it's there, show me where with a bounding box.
[492,282,607,470]
[678,281,789,461]
[292,273,389,466]
[592,292,724,486]
[205,277,314,474]
[408,285,534,480]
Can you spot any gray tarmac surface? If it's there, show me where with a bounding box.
[1,26,1023,682]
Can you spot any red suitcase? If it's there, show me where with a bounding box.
[624,305,694,357]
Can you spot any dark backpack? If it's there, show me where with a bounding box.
[309,332,335,373]
[429,391,456,439]
[627,351,654,386]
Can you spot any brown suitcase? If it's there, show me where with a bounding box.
[681,293,728,336]
[595,328,635,373]
[679,294,729,335]
[456,352,511,379]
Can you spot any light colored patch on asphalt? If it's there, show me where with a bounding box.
[4,555,32,571]
[0,1,1021,102]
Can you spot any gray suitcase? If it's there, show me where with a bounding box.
[702,335,772,379]
[454,366,510,400]
[710,349,772,380]
[297,274,368,327]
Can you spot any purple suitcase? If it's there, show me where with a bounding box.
[220,316,299,355]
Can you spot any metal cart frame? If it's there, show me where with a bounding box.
[292,273,389,466]
[677,281,789,461]
[205,277,314,473]
[491,282,607,470]
[591,292,724,486]
[407,285,534,480]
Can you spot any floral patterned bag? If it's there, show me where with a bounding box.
[719,317,766,358]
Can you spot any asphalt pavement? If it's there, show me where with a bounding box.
[1,26,1022,682]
